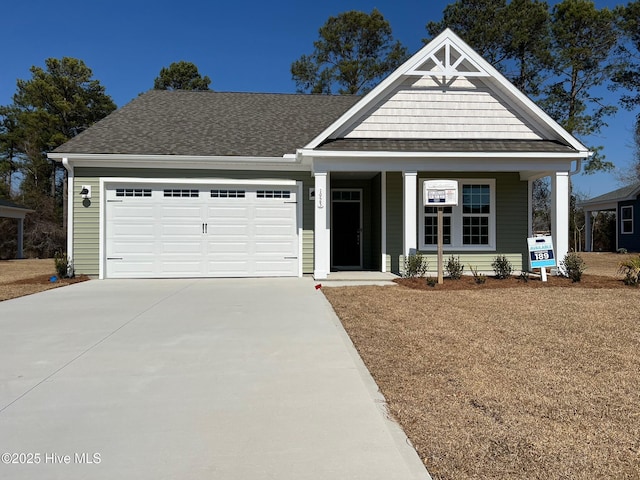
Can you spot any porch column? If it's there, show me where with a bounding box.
[381,171,387,272]
[403,171,417,257]
[584,210,592,252]
[527,179,533,237]
[551,171,569,273]
[313,172,329,279]
[17,217,25,259]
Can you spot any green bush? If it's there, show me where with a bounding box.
[403,252,428,278]
[561,252,586,282]
[618,255,640,286]
[518,271,530,283]
[491,255,513,279]
[617,247,628,254]
[445,255,464,280]
[54,251,74,279]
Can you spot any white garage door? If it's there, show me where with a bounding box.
[105,183,299,278]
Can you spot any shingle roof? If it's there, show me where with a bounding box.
[316,138,577,153]
[0,199,33,213]
[54,90,361,157]
[581,182,640,206]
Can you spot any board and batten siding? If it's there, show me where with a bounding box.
[342,76,543,140]
[72,167,314,276]
[389,172,529,274]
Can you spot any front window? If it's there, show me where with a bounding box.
[420,179,495,250]
[621,206,633,234]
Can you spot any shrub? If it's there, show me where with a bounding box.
[403,252,428,278]
[445,255,464,280]
[469,265,486,284]
[491,255,513,279]
[617,247,628,254]
[618,255,640,286]
[561,252,586,282]
[518,271,530,283]
[426,277,437,287]
[54,251,74,279]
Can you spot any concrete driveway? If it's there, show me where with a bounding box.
[0,278,430,480]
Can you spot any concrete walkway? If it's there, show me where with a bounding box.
[0,278,430,480]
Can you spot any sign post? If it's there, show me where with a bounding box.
[527,236,555,282]
[424,180,458,284]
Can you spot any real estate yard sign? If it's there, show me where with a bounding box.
[527,236,555,281]
[424,180,459,284]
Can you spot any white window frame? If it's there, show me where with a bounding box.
[621,205,634,234]
[419,178,496,251]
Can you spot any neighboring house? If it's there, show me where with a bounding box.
[48,29,590,279]
[580,182,640,252]
[0,199,34,259]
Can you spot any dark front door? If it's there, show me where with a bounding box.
[332,193,361,268]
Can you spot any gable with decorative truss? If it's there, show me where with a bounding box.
[305,29,587,153]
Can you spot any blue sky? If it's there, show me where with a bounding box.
[2,0,636,198]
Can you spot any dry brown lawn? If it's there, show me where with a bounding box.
[0,259,88,301]
[323,252,640,479]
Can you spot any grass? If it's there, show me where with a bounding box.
[0,258,88,301]
[323,252,640,479]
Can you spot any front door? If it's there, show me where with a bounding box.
[331,189,362,268]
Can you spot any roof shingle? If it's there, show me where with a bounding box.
[54,90,361,157]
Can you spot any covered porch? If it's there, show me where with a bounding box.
[309,160,576,280]
[0,199,34,259]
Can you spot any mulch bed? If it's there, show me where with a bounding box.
[395,273,627,290]
[5,274,91,286]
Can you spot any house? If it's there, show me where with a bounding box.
[580,182,640,252]
[48,29,590,279]
[0,199,34,259]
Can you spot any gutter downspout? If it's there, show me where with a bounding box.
[62,158,74,270]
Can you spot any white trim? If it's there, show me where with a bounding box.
[302,148,589,160]
[64,158,74,261]
[48,153,308,172]
[621,205,634,234]
[418,178,496,252]
[102,177,298,186]
[99,177,106,279]
[381,171,387,273]
[403,172,418,256]
[551,172,569,274]
[296,181,304,277]
[313,172,329,279]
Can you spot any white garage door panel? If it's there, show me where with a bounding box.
[105,184,298,278]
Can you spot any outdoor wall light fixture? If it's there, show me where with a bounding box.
[80,185,91,199]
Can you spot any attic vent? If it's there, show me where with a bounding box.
[257,190,291,199]
[164,189,199,198]
[116,188,152,197]
[211,189,245,198]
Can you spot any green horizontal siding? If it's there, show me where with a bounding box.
[400,253,524,275]
[72,168,314,276]
[389,172,529,273]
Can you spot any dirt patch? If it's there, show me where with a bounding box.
[0,259,89,301]
[580,251,636,277]
[323,282,640,479]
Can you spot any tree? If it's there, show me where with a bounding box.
[153,61,211,91]
[426,0,509,66]
[425,0,553,97]
[612,1,640,182]
[0,57,115,257]
[540,0,619,173]
[291,9,408,95]
[502,0,553,95]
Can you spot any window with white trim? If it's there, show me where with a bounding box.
[419,179,495,250]
[621,205,633,234]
